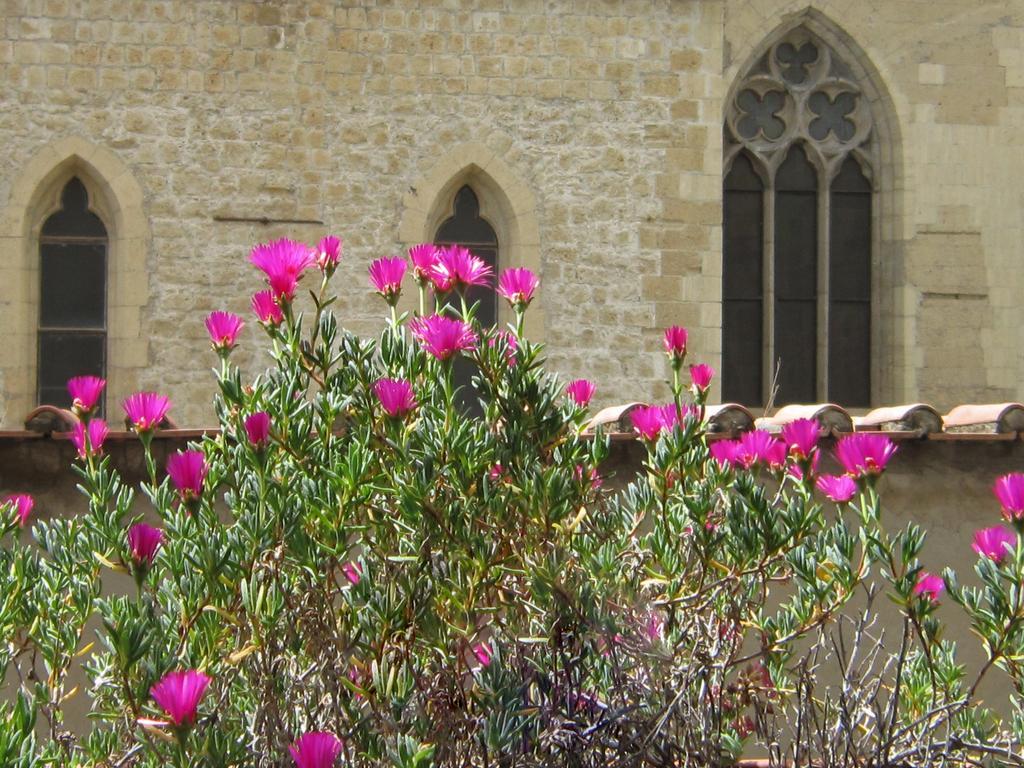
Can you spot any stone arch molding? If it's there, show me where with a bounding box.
[399,142,544,339]
[722,7,910,404]
[0,136,150,427]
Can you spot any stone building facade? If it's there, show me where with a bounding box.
[1,0,1023,427]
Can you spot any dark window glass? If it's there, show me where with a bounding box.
[434,186,498,411]
[773,144,817,404]
[829,157,872,406]
[722,153,764,405]
[38,178,107,410]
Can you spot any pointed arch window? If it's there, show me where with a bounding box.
[38,177,107,410]
[723,31,873,407]
[434,185,499,327]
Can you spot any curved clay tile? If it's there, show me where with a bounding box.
[705,403,755,435]
[23,405,79,435]
[584,402,646,434]
[761,403,854,434]
[857,404,942,435]
[943,403,1024,434]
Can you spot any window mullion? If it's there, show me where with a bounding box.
[762,172,776,408]
[817,164,830,402]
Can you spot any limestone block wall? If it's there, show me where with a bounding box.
[0,0,723,427]
[1,1,1023,426]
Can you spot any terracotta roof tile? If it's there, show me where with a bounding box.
[943,403,1024,434]
[24,406,78,435]
[585,402,645,435]
[856,404,942,435]
[757,403,853,435]
[705,403,755,435]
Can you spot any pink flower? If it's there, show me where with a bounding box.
[497,268,539,308]
[972,526,1016,563]
[631,405,666,441]
[251,290,284,326]
[834,433,897,478]
[289,732,343,768]
[736,430,782,469]
[488,463,505,483]
[709,439,740,468]
[5,494,33,526]
[787,452,820,481]
[816,474,857,503]
[342,562,362,586]
[566,379,596,407]
[408,243,440,284]
[574,464,603,489]
[368,256,407,305]
[428,244,492,293]
[205,311,244,352]
[67,375,105,414]
[128,523,164,567]
[150,669,211,727]
[689,364,714,391]
[663,326,688,360]
[658,403,694,431]
[409,315,477,360]
[123,392,172,433]
[250,238,316,301]
[71,418,109,459]
[994,473,1024,521]
[913,572,944,603]
[472,642,493,667]
[166,450,208,504]
[782,419,819,460]
[643,612,664,643]
[373,378,417,418]
[315,235,342,273]
[244,411,271,447]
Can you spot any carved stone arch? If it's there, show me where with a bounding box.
[0,137,149,426]
[723,7,907,405]
[399,142,543,339]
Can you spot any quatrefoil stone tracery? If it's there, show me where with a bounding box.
[726,33,874,168]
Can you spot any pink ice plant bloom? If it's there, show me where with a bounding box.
[244,411,271,447]
[205,311,244,352]
[994,473,1024,521]
[342,561,362,586]
[736,430,782,469]
[67,375,105,413]
[128,523,164,567]
[289,731,343,768]
[166,450,208,504]
[663,326,688,359]
[913,572,944,603]
[631,405,666,441]
[709,439,741,468]
[410,315,477,360]
[123,392,171,433]
[566,379,596,407]
[315,235,342,273]
[689,363,714,391]
[488,330,518,364]
[817,474,858,503]
[5,494,33,527]
[972,525,1016,563]
[150,669,211,727]
[782,418,819,460]
[497,267,539,308]
[373,378,417,418]
[251,290,284,326]
[428,244,493,293]
[250,238,316,301]
[71,418,109,459]
[472,642,493,668]
[834,433,897,478]
[368,256,407,305]
[408,243,440,283]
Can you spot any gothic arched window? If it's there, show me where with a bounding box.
[38,177,107,409]
[723,31,873,407]
[434,185,499,327]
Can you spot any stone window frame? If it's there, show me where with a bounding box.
[399,141,544,340]
[0,137,149,428]
[724,26,883,407]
